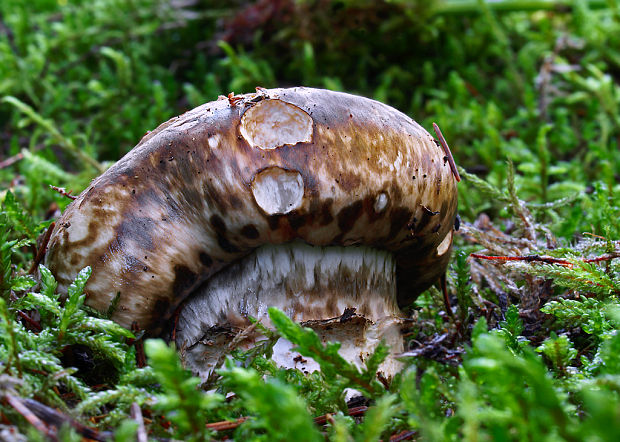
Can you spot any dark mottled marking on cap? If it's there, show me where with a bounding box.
[178,186,204,213]
[199,252,213,267]
[287,211,306,231]
[388,207,413,240]
[202,180,228,215]
[229,194,243,210]
[210,214,227,233]
[329,232,344,245]
[240,224,260,239]
[154,298,171,317]
[174,154,197,184]
[267,215,280,231]
[117,216,156,251]
[134,187,166,209]
[210,214,240,254]
[337,200,363,234]
[172,264,198,297]
[319,198,334,226]
[91,207,112,225]
[337,170,361,191]
[415,210,433,234]
[389,179,404,201]
[431,223,441,233]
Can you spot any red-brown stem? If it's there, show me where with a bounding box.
[29,222,55,274]
[314,406,368,426]
[0,152,25,169]
[439,273,456,319]
[470,253,573,267]
[390,430,418,441]
[49,185,77,200]
[205,406,370,432]
[5,394,52,438]
[16,310,42,332]
[432,123,461,182]
[131,321,147,368]
[206,417,249,431]
[471,252,620,267]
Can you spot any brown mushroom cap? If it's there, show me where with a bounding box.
[44,87,458,332]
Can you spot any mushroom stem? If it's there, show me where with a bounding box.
[174,242,404,382]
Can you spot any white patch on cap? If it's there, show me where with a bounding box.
[251,167,304,215]
[207,134,220,149]
[66,210,90,243]
[437,230,453,256]
[240,99,313,149]
[374,193,388,213]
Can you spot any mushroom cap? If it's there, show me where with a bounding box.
[44,87,458,332]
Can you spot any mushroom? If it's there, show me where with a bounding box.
[44,87,458,380]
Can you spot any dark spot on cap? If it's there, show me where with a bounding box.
[210,214,227,233]
[154,298,171,316]
[229,194,242,209]
[337,200,363,234]
[117,216,156,251]
[218,234,240,254]
[319,198,334,226]
[389,207,413,240]
[172,265,198,297]
[287,212,306,231]
[337,171,361,191]
[267,215,280,230]
[432,223,441,233]
[210,214,241,253]
[199,252,213,267]
[240,224,260,239]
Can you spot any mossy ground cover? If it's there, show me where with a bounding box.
[1,0,620,440]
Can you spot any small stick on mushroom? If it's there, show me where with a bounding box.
[49,185,78,200]
[29,221,54,274]
[433,122,461,182]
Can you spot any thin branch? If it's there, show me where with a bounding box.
[49,186,77,201]
[21,396,111,441]
[204,405,369,432]
[471,252,620,267]
[390,430,418,441]
[0,152,24,170]
[5,394,53,439]
[433,123,461,182]
[29,222,55,274]
[432,0,609,15]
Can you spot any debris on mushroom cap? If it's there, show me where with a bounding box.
[43,87,459,334]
